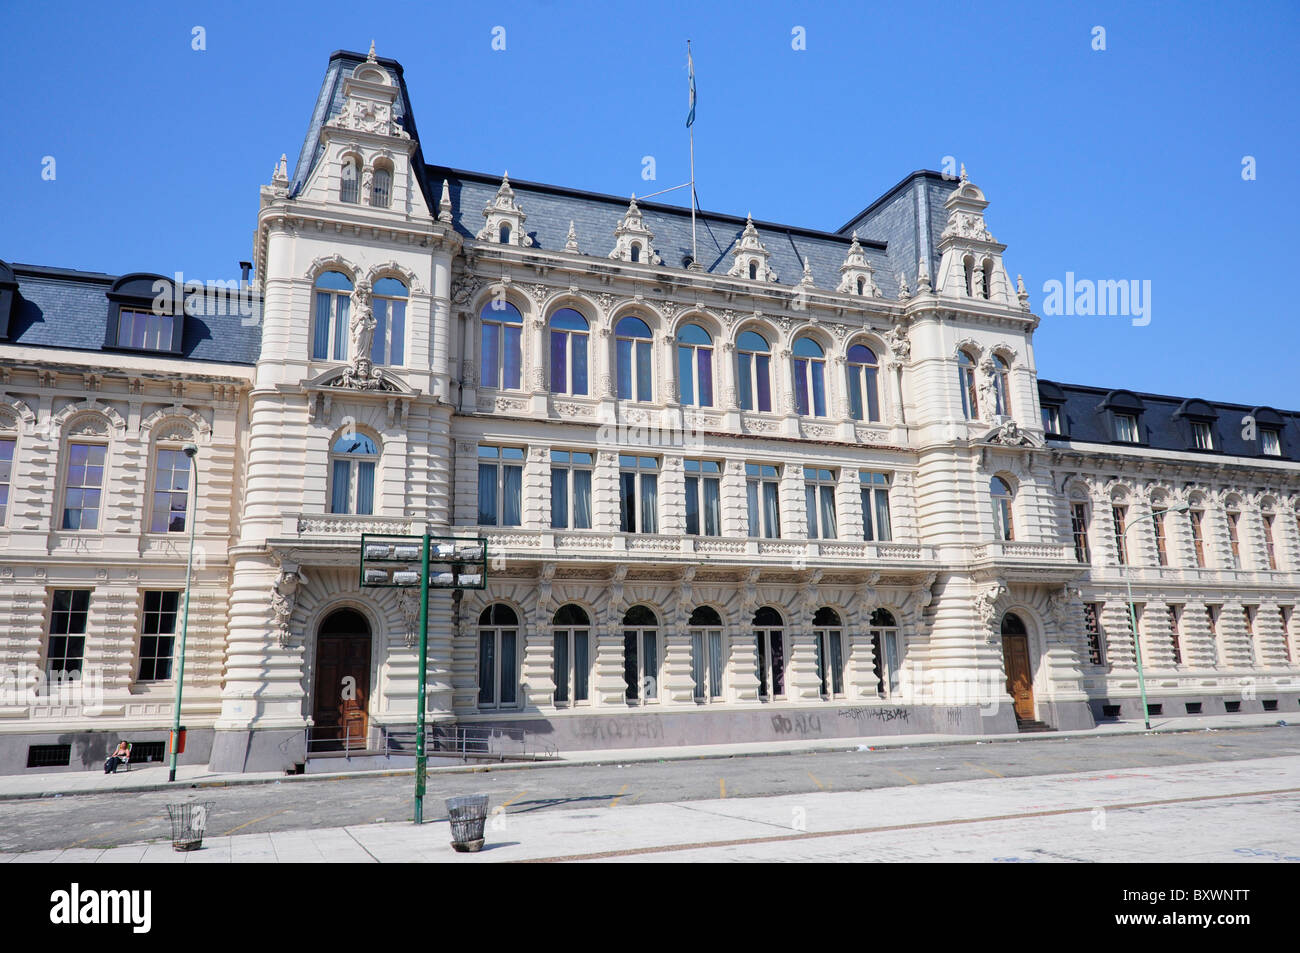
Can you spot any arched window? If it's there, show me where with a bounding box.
[856,276,866,295]
[0,426,15,528]
[814,607,845,698]
[958,351,979,420]
[749,261,758,280]
[982,259,994,300]
[622,605,660,704]
[149,444,193,534]
[992,354,1012,417]
[552,604,591,704]
[340,157,359,204]
[677,323,714,407]
[616,315,653,402]
[480,300,523,390]
[869,608,901,696]
[630,242,641,263]
[736,330,772,413]
[1226,503,1242,569]
[846,343,881,422]
[312,270,353,361]
[549,308,589,395]
[478,604,518,709]
[499,223,511,244]
[990,476,1015,541]
[962,255,974,296]
[689,606,724,701]
[792,337,827,418]
[371,166,392,208]
[370,277,407,366]
[753,606,785,699]
[330,433,378,515]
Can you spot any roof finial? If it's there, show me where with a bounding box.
[959,162,968,183]
[367,40,377,63]
[438,179,453,223]
[916,254,931,293]
[565,220,580,253]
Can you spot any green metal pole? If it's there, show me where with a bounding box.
[168,446,199,783]
[1125,571,1150,731]
[414,531,430,824]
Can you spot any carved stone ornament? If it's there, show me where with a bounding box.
[398,588,420,648]
[983,419,1036,447]
[272,570,302,647]
[973,581,1007,633]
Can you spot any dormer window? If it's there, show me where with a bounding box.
[104,274,185,355]
[116,308,174,350]
[1115,414,1139,443]
[340,157,360,204]
[1101,390,1145,444]
[1191,421,1214,450]
[1042,404,1062,435]
[499,223,511,244]
[1262,428,1282,456]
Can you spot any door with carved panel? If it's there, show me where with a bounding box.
[1000,613,1035,721]
[314,609,372,750]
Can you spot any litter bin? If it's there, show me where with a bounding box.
[445,795,489,852]
[166,801,214,852]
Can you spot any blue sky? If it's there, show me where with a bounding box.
[3,0,1297,409]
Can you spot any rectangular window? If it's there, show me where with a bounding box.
[478,626,518,709]
[312,289,350,361]
[370,295,406,366]
[139,590,180,681]
[684,460,722,536]
[860,471,892,542]
[1281,607,1293,664]
[745,464,781,538]
[1261,428,1282,456]
[1083,603,1104,666]
[477,446,523,527]
[804,467,838,540]
[0,436,13,525]
[690,627,725,701]
[62,443,107,531]
[47,589,90,680]
[622,626,659,704]
[1112,505,1128,565]
[552,628,590,704]
[1206,605,1220,665]
[1227,512,1241,569]
[1153,512,1168,566]
[116,308,174,351]
[1191,421,1214,450]
[814,627,845,697]
[1041,404,1061,435]
[1243,605,1258,664]
[550,451,593,530]
[1264,515,1278,570]
[618,456,659,534]
[150,448,192,534]
[1115,414,1139,443]
[1190,510,1206,567]
[1071,503,1091,562]
[1168,604,1182,665]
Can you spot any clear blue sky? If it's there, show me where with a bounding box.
[3,0,1296,409]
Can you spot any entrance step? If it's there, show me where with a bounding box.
[1015,719,1056,733]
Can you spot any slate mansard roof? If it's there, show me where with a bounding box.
[1038,379,1300,463]
[0,261,262,367]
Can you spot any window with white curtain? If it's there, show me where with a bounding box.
[330,434,378,515]
[340,157,359,203]
[677,324,714,407]
[371,166,392,208]
[859,471,892,541]
[804,467,838,539]
[736,330,772,412]
[369,277,407,366]
[689,606,725,701]
[480,300,524,390]
[621,605,660,704]
[477,604,518,709]
[619,455,658,533]
[746,463,781,538]
[684,459,721,536]
[312,271,352,361]
[990,476,1015,541]
[0,436,14,526]
[616,315,654,401]
[550,450,593,529]
[869,608,901,696]
[958,351,979,420]
[552,604,591,704]
[549,308,590,395]
[992,355,1012,416]
[814,607,845,698]
[792,337,827,417]
[846,343,881,422]
[477,446,523,527]
[753,606,785,699]
[149,447,192,533]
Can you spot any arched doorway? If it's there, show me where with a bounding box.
[1001,612,1034,722]
[314,608,372,750]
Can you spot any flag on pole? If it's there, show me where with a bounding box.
[686,41,696,128]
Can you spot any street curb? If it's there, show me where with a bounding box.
[2,720,1290,802]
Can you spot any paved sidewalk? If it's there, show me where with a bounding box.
[4,753,1297,863]
[0,711,1288,801]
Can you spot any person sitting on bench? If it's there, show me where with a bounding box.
[104,741,131,774]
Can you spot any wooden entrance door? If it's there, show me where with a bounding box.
[1002,634,1034,721]
[314,610,371,750]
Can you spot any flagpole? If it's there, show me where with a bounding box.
[687,40,697,267]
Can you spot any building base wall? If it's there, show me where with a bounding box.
[208,728,305,774]
[0,728,213,776]
[1089,694,1300,721]
[1039,700,1097,731]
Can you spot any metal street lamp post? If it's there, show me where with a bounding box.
[168,443,200,783]
[1122,502,1189,731]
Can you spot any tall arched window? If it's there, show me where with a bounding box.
[499,223,511,244]
[736,330,772,412]
[962,255,974,296]
[677,324,714,407]
[792,337,827,418]
[149,444,193,534]
[330,433,378,515]
[616,315,653,402]
[370,277,407,366]
[814,607,845,698]
[312,271,353,361]
[982,259,994,300]
[990,476,1015,541]
[846,343,880,422]
[958,351,979,420]
[992,354,1012,416]
[477,604,518,710]
[630,242,641,263]
[549,308,589,395]
[340,157,360,204]
[622,605,660,704]
[371,166,392,208]
[552,604,591,704]
[869,608,901,696]
[689,606,725,701]
[753,606,785,699]
[749,261,758,280]
[480,300,523,390]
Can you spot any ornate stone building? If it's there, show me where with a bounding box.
[1,47,1296,773]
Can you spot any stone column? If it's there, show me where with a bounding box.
[786,588,824,702]
[1181,601,1219,668]
[523,593,557,711]
[838,466,864,541]
[1100,600,1138,671]
[595,599,629,707]
[662,332,679,404]
[1141,599,1177,669]
[659,454,685,536]
[1218,601,1255,668]
[1255,601,1290,668]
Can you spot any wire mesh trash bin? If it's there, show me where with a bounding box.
[166,801,215,852]
[445,795,489,852]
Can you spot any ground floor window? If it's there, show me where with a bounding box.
[621,605,660,703]
[138,590,180,681]
[552,603,591,704]
[814,607,845,697]
[869,608,901,696]
[689,606,725,701]
[478,603,519,709]
[753,606,785,699]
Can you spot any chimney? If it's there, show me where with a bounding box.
[239,261,253,284]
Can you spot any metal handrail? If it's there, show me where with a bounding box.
[380,724,559,761]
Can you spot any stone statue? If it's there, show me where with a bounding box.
[349,280,375,365]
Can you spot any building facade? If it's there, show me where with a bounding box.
[1,47,1297,773]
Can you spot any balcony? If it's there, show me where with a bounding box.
[289,513,415,537]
